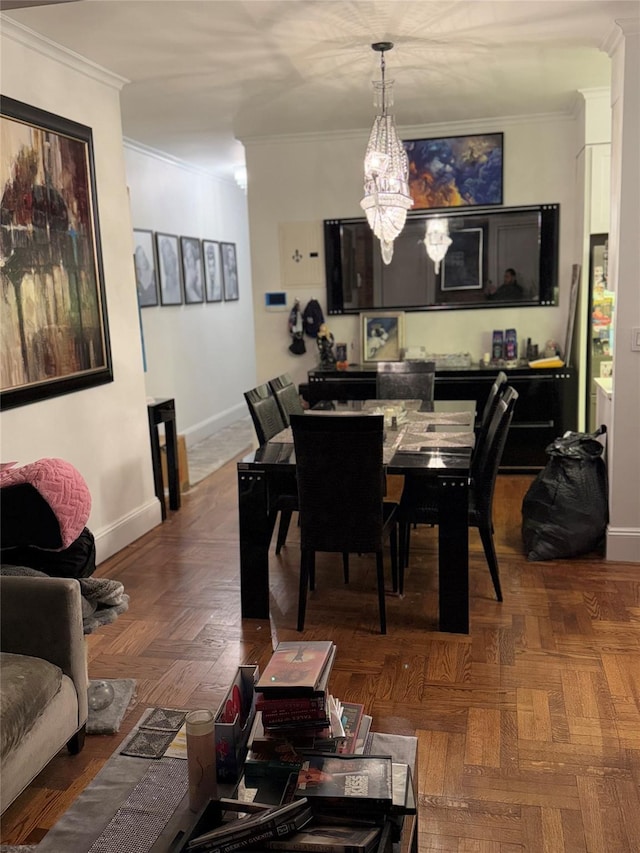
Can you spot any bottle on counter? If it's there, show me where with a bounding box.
[505,328,518,361]
[492,330,504,361]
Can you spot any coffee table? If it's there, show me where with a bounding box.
[36,710,417,853]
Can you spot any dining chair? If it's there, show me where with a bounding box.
[473,370,508,463]
[289,413,398,634]
[376,361,436,402]
[397,386,518,601]
[268,373,305,426]
[243,383,296,554]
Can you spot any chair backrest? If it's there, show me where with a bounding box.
[472,385,518,513]
[376,361,436,401]
[269,373,305,426]
[244,383,286,445]
[474,371,508,461]
[290,414,385,554]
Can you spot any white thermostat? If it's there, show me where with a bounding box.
[265,292,288,311]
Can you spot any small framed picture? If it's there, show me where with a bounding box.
[361,312,405,363]
[156,233,183,305]
[133,229,159,307]
[202,240,222,302]
[335,343,348,362]
[180,236,204,304]
[221,242,239,301]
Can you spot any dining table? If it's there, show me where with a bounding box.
[237,398,477,634]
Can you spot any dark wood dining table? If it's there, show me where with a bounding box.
[237,399,476,634]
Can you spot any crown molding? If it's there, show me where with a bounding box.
[240,109,576,148]
[123,137,235,186]
[0,16,128,90]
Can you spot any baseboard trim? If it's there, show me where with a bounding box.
[606,526,640,563]
[181,404,248,448]
[94,498,162,565]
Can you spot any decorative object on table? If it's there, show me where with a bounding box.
[186,709,217,813]
[288,298,306,355]
[133,229,159,307]
[316,323,336,367]
[302,298,324,338]
[423,217,452,273]
[221,241,239,301]
[335,343,348,370]
[361,312,405,362]
[86,678,137,735]
[156,232,184,305]
[202,240,222,302]
[360,42,412,266]
[0,97,113,411]
[403,132,503,210]
[181,236,205,304]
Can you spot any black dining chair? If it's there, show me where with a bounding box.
[244,383,296,554]
[376,361,436,402]
[473,370,508,463]
[397,386,518,602]
[269,373,305,426]
[290,413,398,634]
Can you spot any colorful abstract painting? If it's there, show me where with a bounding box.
[0,97,112,410]
[404,133,503,210]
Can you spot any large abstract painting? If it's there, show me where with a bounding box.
[403,132,503,210]
[0,97,112,410]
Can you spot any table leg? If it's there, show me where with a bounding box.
[237,468,271,619]
[437,474,469,633]
[148,417,167,521]
[164,417,181,512]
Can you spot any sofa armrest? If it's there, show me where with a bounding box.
[0,576,88,722]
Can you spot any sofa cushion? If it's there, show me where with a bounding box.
[0,651,63,760]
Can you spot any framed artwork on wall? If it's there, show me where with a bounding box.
[0,96,113,411]
[221,242,239,301]
[202,240,222,302]
[156,233,183,305]
[441,228,484,291]
[133,228,159,307]
[361,312,405,362]
[403,132,503,211]
[180,235,204,304]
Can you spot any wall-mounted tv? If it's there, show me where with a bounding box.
[324,204,559,314]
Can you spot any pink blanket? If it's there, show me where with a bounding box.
[0,458,91,549]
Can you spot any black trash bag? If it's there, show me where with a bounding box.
[521,426,608,561]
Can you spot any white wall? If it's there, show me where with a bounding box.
[244,115,579,388]
[124,144,256,446]
[0,23,160,561]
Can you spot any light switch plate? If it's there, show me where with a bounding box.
[632,327,640,352]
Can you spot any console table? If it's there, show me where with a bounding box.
[304,364,578,471]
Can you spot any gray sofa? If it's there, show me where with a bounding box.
[0,575,88,812]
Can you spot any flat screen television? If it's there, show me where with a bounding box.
[324,203,559,314]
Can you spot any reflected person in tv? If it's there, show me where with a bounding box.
[485,268,524,301]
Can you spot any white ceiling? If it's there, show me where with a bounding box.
[2,1,638,179]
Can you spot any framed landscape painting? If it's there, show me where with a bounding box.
[0,96,113,410]
[133,228,159,307]
[156,233,183,305]
[221,242,239,301]
[403,132,503,210]
[361,312,405,363]
[202,240,222,302]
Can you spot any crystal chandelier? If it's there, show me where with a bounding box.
[423,217,452,274]
[360,42,413,265]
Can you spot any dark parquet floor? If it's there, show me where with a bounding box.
[1,460,639,851]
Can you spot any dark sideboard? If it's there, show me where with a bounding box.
[302,364,578,472]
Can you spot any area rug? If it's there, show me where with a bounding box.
[87,678,137,735]
[187,417,254,486]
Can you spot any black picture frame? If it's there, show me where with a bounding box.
[0,96,113,411]
[133,228,159,307]
[441,228,484,291]
[180,235,204,304]
[202,240,222,302]
[155,232,183,305]
[403,132,503,211]
[221,242,239,301]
